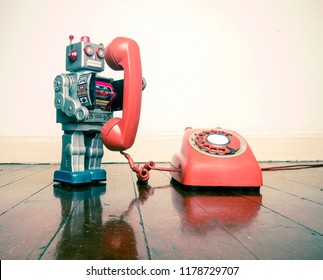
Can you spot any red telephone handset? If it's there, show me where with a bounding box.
[101,37,142,151]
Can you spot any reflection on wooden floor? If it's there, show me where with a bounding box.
[0,163,322,260]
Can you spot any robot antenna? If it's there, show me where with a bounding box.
[69,35,74,44]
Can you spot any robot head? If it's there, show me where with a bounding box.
[66,35,105,72]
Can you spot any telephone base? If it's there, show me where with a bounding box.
[171,178,260,192]
[53,169,106,185]
[170,127,263,188]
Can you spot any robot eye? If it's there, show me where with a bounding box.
[84,45,94,56]
[96,48,104,59]
[68,49,78,62]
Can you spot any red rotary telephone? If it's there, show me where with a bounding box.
[101,37,142,151]
[100,38,262,189]
[170,127,263,188]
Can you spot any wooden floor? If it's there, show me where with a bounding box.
[0,162,322,260]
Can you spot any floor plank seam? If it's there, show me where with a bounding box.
[259,187,323,236]
[0,166,54,189]
[263,185,323,206]
[269,173,323,188]
[38,200,82,260]
[188,191,260,260]
[0,165,34,176]
[0,182,53,217]
[131,176,152,260]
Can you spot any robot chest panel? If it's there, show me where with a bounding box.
[75,73,115,111]
[76,73,93,108]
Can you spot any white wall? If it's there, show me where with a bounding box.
[0,0,322,162]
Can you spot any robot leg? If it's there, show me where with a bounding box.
[84,131,106,182]
[54,130,92,184]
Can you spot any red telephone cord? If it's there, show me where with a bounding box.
[120,151,323,183]
[120,151,180,182]
[260,163,323,171]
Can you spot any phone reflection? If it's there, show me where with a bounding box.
[53,183,138,260]
[170,182,262,235]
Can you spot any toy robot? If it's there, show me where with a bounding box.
[53,35,119,185]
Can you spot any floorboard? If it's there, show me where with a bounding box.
[0,162,322,260]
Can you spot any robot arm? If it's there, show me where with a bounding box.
[54,74,89,121]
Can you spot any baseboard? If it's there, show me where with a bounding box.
[0,134,323,164]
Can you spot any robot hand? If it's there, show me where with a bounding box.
[54,74,89,121]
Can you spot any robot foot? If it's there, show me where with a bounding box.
[54,170,92,185]
[54,169,106,185]
[89,169,107,182]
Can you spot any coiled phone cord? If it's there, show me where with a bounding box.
[120,151,181,183]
